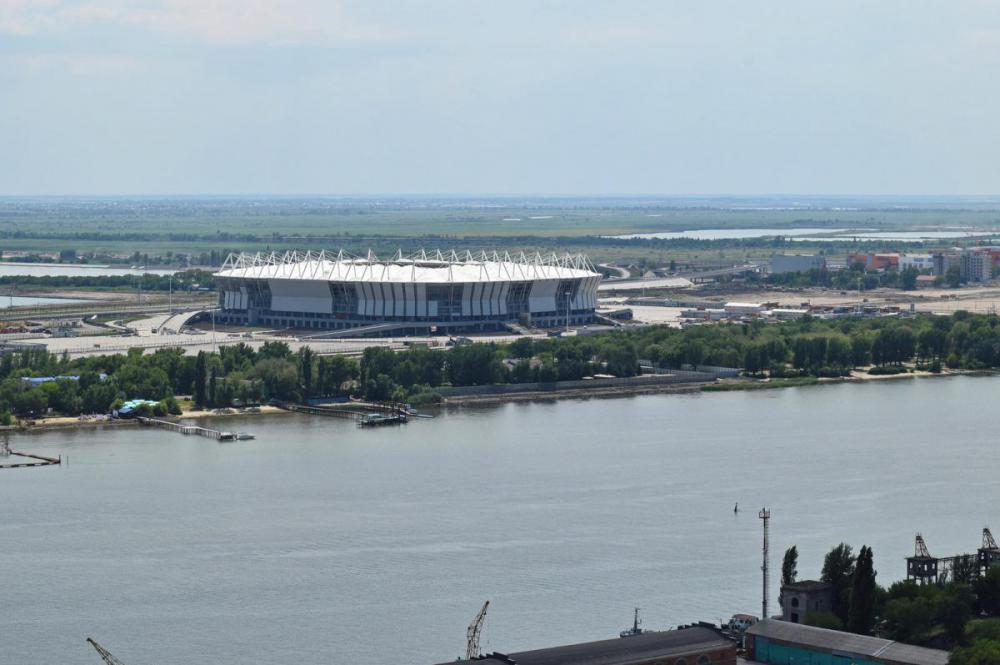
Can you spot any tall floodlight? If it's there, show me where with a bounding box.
[759,507,771,619]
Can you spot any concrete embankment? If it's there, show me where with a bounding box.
[439,371,720,404]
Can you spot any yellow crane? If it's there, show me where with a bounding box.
[466,600,490,660]
[86,638,127,665]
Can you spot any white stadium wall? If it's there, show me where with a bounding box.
[269,279,333,314]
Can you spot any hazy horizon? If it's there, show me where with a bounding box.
[3,1,1000,196]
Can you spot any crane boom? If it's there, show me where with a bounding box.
[87,638,127,665]
[466,600,490,660]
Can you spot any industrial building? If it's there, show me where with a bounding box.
[770,254,827,275]
[779,580,833,624]
[213,250,602,334]
[746,620,949,665]
[433,625,737,665]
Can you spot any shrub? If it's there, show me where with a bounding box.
[867,365,908,376]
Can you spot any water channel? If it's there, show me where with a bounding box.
[2,375,996,664]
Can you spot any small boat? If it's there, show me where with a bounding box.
[236,432,255,440]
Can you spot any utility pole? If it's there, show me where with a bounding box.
[759,507,771,619]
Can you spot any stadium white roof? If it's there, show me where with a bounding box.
[216,250,600,283]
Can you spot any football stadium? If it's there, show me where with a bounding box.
[213,250,602,335]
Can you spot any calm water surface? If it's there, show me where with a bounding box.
[3,376,997,665]
[0,264,176,278]
[0,295,89,308]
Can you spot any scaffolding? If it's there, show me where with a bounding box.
[906,528,1000,584]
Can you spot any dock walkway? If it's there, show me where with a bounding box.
[0,450,61,469]
[273,401,409,427]
[137,417,237,441]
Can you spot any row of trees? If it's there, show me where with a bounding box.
[645,312,1000,375]
[0,269,215,292]
[6,311,1000,419]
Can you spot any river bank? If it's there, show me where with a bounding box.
[2,367,992,432]
[0,405,288,433]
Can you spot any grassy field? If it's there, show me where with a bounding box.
[3,196,1000,266]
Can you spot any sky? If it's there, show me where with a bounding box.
[1,0,999,196]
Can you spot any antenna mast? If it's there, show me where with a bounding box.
[759,507,771,619]
[466,600,490,660]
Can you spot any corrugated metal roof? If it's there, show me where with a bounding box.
[747,620,949,665]
[432,626,733,665]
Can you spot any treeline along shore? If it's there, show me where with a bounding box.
[2,311,1000,425]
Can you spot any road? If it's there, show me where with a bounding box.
[19,310,537,357]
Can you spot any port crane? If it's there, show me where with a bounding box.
[86,638,126,665]
[466,600,490,660]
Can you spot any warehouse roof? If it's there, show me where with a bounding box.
[217,250,600,284]
[748,620,949,665]
[433,626,733,665]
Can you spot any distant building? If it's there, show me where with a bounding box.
[932,252,956,277]
[768,308,810,320]
[747,620,948,665]
[899,254,935,272]
[848,252,901,271]
[724,302,763,316]
[770,254,826,275]
[779,580,833,624]
[960,249,992,283]
[432,625,737,665]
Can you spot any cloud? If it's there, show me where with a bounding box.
[967,28,1000,58]
[0,0,402,45]
[2,52,142,76]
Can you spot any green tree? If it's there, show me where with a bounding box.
[939,584,975,645]
[193,351,208,408]
[208,367,218,407]
[848,545,877,635]
[900,267,919,290]
[950,640,1000,665]
[884,594,937,643]
[946,265,963,288]
[976,567,1000,616]
[804,611,844,631]
[821,543,857,625]
[298,346,315,398]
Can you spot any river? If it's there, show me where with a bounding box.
[2,376,996,665]
[0,263,177,278]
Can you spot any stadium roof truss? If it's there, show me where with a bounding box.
[217,249,599,282]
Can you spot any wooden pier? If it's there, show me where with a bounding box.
[274,402,359,420]
[0,450,61,469]
[273,400,410,427]
[137,417,238,441]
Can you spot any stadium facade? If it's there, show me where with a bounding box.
[213,250,602,334]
